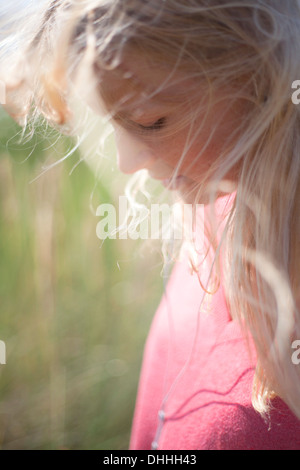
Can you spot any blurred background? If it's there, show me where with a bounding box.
[0,104,164,449]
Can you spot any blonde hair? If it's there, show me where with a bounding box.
[2,0,300,418]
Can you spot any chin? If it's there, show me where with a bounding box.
[178,186,231,206]
[176,182,205,205]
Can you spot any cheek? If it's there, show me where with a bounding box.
[148,108,239,182]
[148,132,215,179]
[146,98,245,181]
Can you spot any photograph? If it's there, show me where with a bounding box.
[0,0,300,452]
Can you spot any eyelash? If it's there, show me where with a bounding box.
[137,117,166,132]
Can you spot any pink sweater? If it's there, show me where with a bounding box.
[130,250,300,450]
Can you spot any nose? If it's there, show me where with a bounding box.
[114,125,156,174]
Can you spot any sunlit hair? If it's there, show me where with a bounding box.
[1,0,300,419]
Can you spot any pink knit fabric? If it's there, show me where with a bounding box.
[130,249,300,450]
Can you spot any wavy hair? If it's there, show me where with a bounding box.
[1,0,300,418]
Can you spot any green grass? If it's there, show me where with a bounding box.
[0,111,164,449]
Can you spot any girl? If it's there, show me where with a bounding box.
[2,0,300,450]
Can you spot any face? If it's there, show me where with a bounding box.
[96,51,243,202]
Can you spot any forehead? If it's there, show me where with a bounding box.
[95,51,195,114]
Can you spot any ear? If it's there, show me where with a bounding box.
[0,80,30,127]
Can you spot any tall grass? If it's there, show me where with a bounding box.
[0,110,163,449]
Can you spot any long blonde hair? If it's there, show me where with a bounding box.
[2,0,300,418]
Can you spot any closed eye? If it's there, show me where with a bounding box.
[138,117,166,131]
